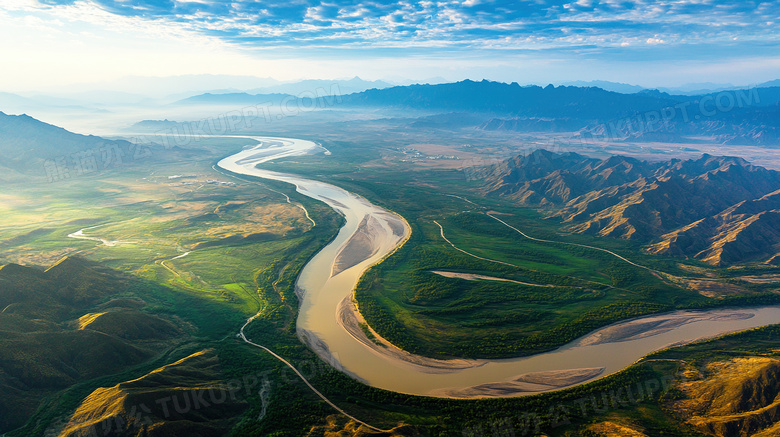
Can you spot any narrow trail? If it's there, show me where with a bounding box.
[437,196,723,289]
[159,251,191,277]
[239,318,390,433]
[434,220,517,268]
[67,221,136,247]
[432,270,554,287]
[435,204,715,290]
[159,260,179,277]
[483,212,738,285]
[485,212,659,273]
[434,219,626,291]
[437,194,658,274]
[444,193,479,206]
[264,187,316,227]
[67,220,199,282]
[636,358,688,365]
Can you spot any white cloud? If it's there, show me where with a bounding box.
[0,0,777,90]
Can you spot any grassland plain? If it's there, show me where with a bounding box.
[0,143,313,304]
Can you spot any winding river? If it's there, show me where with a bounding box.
[218,136,780,399]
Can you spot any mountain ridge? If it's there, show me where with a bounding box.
[0,111,136,179]
[477,150,780,265]
[340,81,780,145]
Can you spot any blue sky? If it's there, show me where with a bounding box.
[1,0,779,90]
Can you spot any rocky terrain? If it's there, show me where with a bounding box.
[478,150,780,265]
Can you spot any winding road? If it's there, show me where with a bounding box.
[434,219,517,267]
[486,212,657,272]
[239,317,388,432]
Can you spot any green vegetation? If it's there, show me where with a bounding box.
[359,322,385,347]
[354,211,701,358]
[219,316,780,437]
[4,267,246,436]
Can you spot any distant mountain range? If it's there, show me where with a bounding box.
[559,80,646,94]
[173,77,393,105]
[146,79,780,146]
[245,76,393,96]
[343,81,780,146]
[477,150,780,265]
[337,80,684,118]
[179,79,684,116]
[174,92,294,106]
[0,111,133,180]
[560,79,780,95]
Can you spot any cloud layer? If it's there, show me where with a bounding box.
[29,0,779,53]
[1,0,778,88]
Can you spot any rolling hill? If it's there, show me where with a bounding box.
[0,257,186,432]
[477,150,780,265]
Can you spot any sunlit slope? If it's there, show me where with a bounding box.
[59,349,247,437]
[673,357,780,436]
[78,309,181,340]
